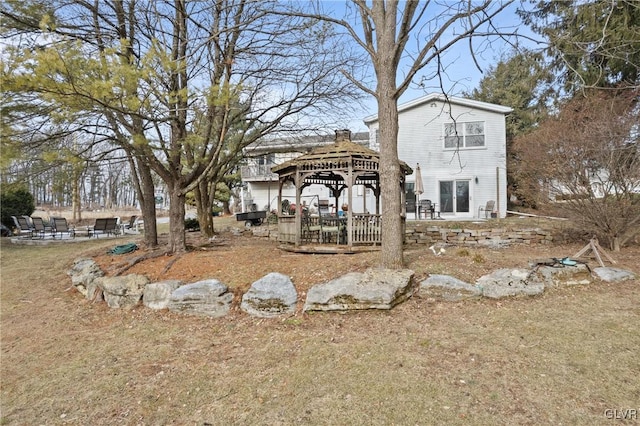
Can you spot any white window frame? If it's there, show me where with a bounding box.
[444,121,485,150]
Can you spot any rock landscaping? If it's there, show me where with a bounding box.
[167,279,234,317]
[143,279,181,309]
[405,225,555,247]
[303,269,415,312]
[418,275,482,301]
[68,256,636,317]
[240,272,297,317]
[98,274,149,308]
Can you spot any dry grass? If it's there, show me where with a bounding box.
[1,221,639,425]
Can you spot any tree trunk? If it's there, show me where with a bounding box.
[369,2,406,270]
[377,77,404,269]
[137,159,158,247]
[195,179,214,238]
[612,236,621,252]
[71,167,82,222]
[127,153,158,248]
[167,185,187,253]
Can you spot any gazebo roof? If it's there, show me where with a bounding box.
[271,139,413,179]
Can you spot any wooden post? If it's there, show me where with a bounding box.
[496,166,500,219]
[573,237,617,267]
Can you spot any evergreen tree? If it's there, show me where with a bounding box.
[520,0,640,91]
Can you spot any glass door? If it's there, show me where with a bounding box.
[405,182,416,214]
[439,180,470,215]
[439,181,453,213]
[456,181,470,213]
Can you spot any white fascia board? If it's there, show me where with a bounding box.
[363,93,513,125]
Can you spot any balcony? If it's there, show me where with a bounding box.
[241,165,279,182]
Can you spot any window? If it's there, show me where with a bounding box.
[370,129,380,151]
[444,121,485,149]
[256,154,275,166]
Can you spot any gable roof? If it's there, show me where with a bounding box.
[363,93,513,124]
[245,131,370,155]
[271,131,413,179]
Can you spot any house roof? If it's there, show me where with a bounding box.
[245,131,370,155]
[363,93,513,124]
[271,136,412,178]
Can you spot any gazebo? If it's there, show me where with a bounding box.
[271,129,413,252]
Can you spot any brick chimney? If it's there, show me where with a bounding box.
[334,129,351,143]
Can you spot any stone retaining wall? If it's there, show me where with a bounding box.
[252,223,555,247]
[405,224,554,246]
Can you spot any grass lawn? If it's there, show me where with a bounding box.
[1,230,639,425]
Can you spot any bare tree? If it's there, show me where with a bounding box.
[513,89,640,250]
[2,0,360,252]
[289,0,517,268]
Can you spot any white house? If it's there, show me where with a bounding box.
[240,132,373,214]
[240,93,512,220]
[364,93,512,219]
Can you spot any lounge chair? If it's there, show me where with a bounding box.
[51,217,75,239]
[12,216,34,238]
[120,215,140,234]
[30,217,52,239]
[91,218,119,238]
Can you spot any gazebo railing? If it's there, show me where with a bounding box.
[277,213,383,245]
[351,214,381,244]
[278,215,297,243]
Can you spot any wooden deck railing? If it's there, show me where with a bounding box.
[278,213,383,245]
[351,214,381,244]
[278,215,297,243]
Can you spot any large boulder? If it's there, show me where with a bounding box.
[143,280,182,310]
[477,268,545,299]
[593,267,637,283]
[168,279,233,317]
[97,274,149,308]
[419,275,481,301]
[67,258,104,298]
[303,269,415,312]
[530,264,592,287]
[241,273,297,318]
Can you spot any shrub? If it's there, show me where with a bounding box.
[1,186,35,230]
[184,218,200,231]
[456,248,470,257]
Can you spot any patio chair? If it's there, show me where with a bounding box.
[30,217,52,239]
[51,217,75,239]
[301,210,321,243]
[120,215,139,234]
[478,200,496,219]
[92,217,119,238]
[319,216,342,244]
[418,199,436,219]
[11,216,33,238]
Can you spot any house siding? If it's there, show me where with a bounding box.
[242,95,510,220]
[368,98,509,218]
[242,133,374,214]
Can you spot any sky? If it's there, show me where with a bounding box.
[317,1,542,132]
